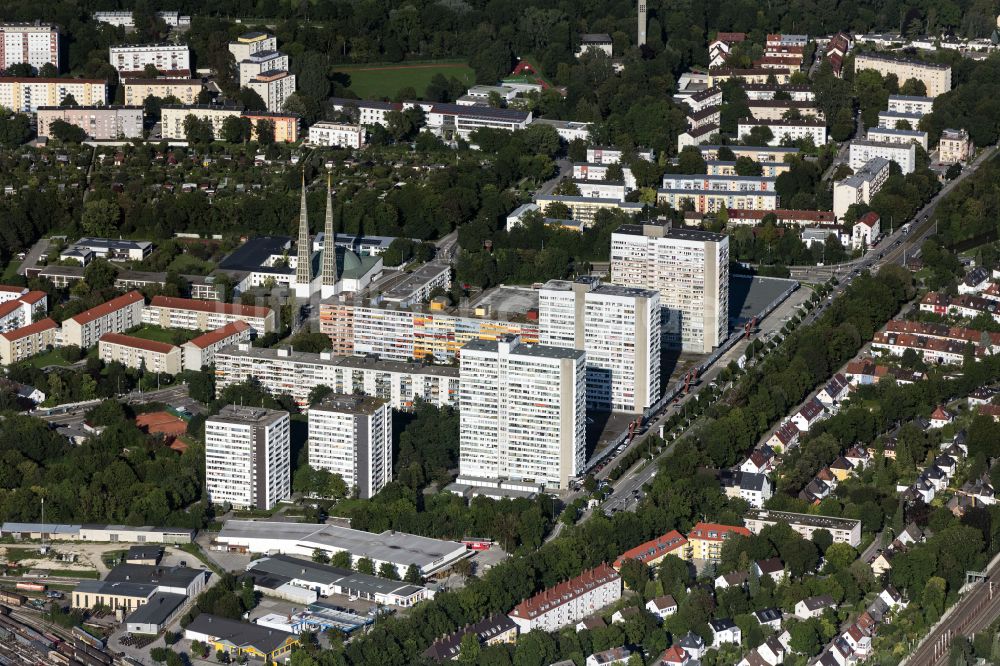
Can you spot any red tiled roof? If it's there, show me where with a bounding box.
[0,300,23,319]
[509,563,620,620]
[714,32,746,43]
[69,291,144,325]
[659,645,688,663]
[614,530,687,568]
[727,209,837,223]
[858,211,880,228]
[931,406,953,420]
[0,285,27,294]
[185,320,251,349]
[149,295,271,319]
[99,332,177,355]
[19,291,46,305]
[0,318,57,341]
[687,522,750,542]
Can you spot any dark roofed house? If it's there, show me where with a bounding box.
[184,614,299,662]
[423,614,518,661]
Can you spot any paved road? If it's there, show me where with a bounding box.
[790,143,997,283]
[435,229,460,262]
[17,237,50,277]
[536,158,572,197]
[599,286,813,515]
[904,554,1000,665]
[33,384,194,426]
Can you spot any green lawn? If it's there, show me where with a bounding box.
[333,60,475,99]
[128,325,199,345]
[1,260,21,283]
[24,348,71,369]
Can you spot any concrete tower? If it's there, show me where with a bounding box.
[320,173,338,298]
[638,0,647,47]
[294,171,313,299]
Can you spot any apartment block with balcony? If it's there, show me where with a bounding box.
[205,405,290,510]
[109,44,191,76]
[458,335,586,491]
[0,23,60,71]
[36,105,143,140]
[854,53,951,97]
[308,394,391,499]
[142,296,274,333]
[610,224,729,354]
[0,77,107,113]
[99,333,183,375]
[61,291,145,349]
[539,277,660,413]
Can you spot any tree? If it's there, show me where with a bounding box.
[676,146,707,174]
[378,562,399,580]
[84,259,118,291]
[356,557,375,575]
[81,200,120,237]
[404,563,422,584]
[824,543,857,572]
[734,156,763,176]
[49,119,86,143]
[238,87,267,111]
[183,114,214,145]
[312,549,330,564]
[254,119,275,145]
[788,619,822,656]
[308,385,333,406]
[923,576,946,624]
[38,63,57,78]
[900,78,928,96]
[220,116,248,143]
[330,550,353,569]
[745,125,774,146]
[143,63,159,78]
[0,110,31,147]
[59,93,78,107]
[458,631,481,664]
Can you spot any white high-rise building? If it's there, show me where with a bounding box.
[539,277,660,413]
[610,223,730,354]
[228,32,278,63]
[308,394,392,499]
[458,336,585,490]
[0,23,60,71]
[205,405,290,510]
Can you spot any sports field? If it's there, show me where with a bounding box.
[333,60,476,99]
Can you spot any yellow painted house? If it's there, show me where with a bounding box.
[184,614,298,662]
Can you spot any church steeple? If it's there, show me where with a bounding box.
[295,170,312,289]
[321,172,337,286]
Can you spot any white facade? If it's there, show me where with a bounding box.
[308,395,391,499]
[509,564,622,633]
[308,121,365,149]
[215,343,459,410]
[866,126,929,151]
[610,224,729,354]
[109,44,190,74]
[0,23,59,71]
[238,50,289,87]
[539,278,660,413]
[60,290,145,349]
[160,105,243,140]
[833,157,890,220]
[248,70,296,113]
[228,33,278,63]
[878,110,923,129]
[849,139,916,174]
[887,95,933,115]
[586,146,655,164]
[736,119,827,146]
[0,77,108,113]
[459,336,586,490]
[205,405,290,511]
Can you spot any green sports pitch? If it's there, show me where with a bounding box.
[333,61,476,99]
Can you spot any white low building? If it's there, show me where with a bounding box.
[833,157,890,220]
[736,118,827,146]
[308,121,365,149]
[215,519,468,576]
[866,126,929,151]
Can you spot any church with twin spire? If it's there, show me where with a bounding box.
[291,172,382,301]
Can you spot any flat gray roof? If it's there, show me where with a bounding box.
[217,345,460,378]
[312,393,386,415]
[746,508,861,530]
[185,614,294,654]
[462,337,585,360]
[379,262,450,301]
[105,563,204,588]
[125,592,186,627]
[249,554,424,598]
[210,404,287,427]
[220,520,466,570]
